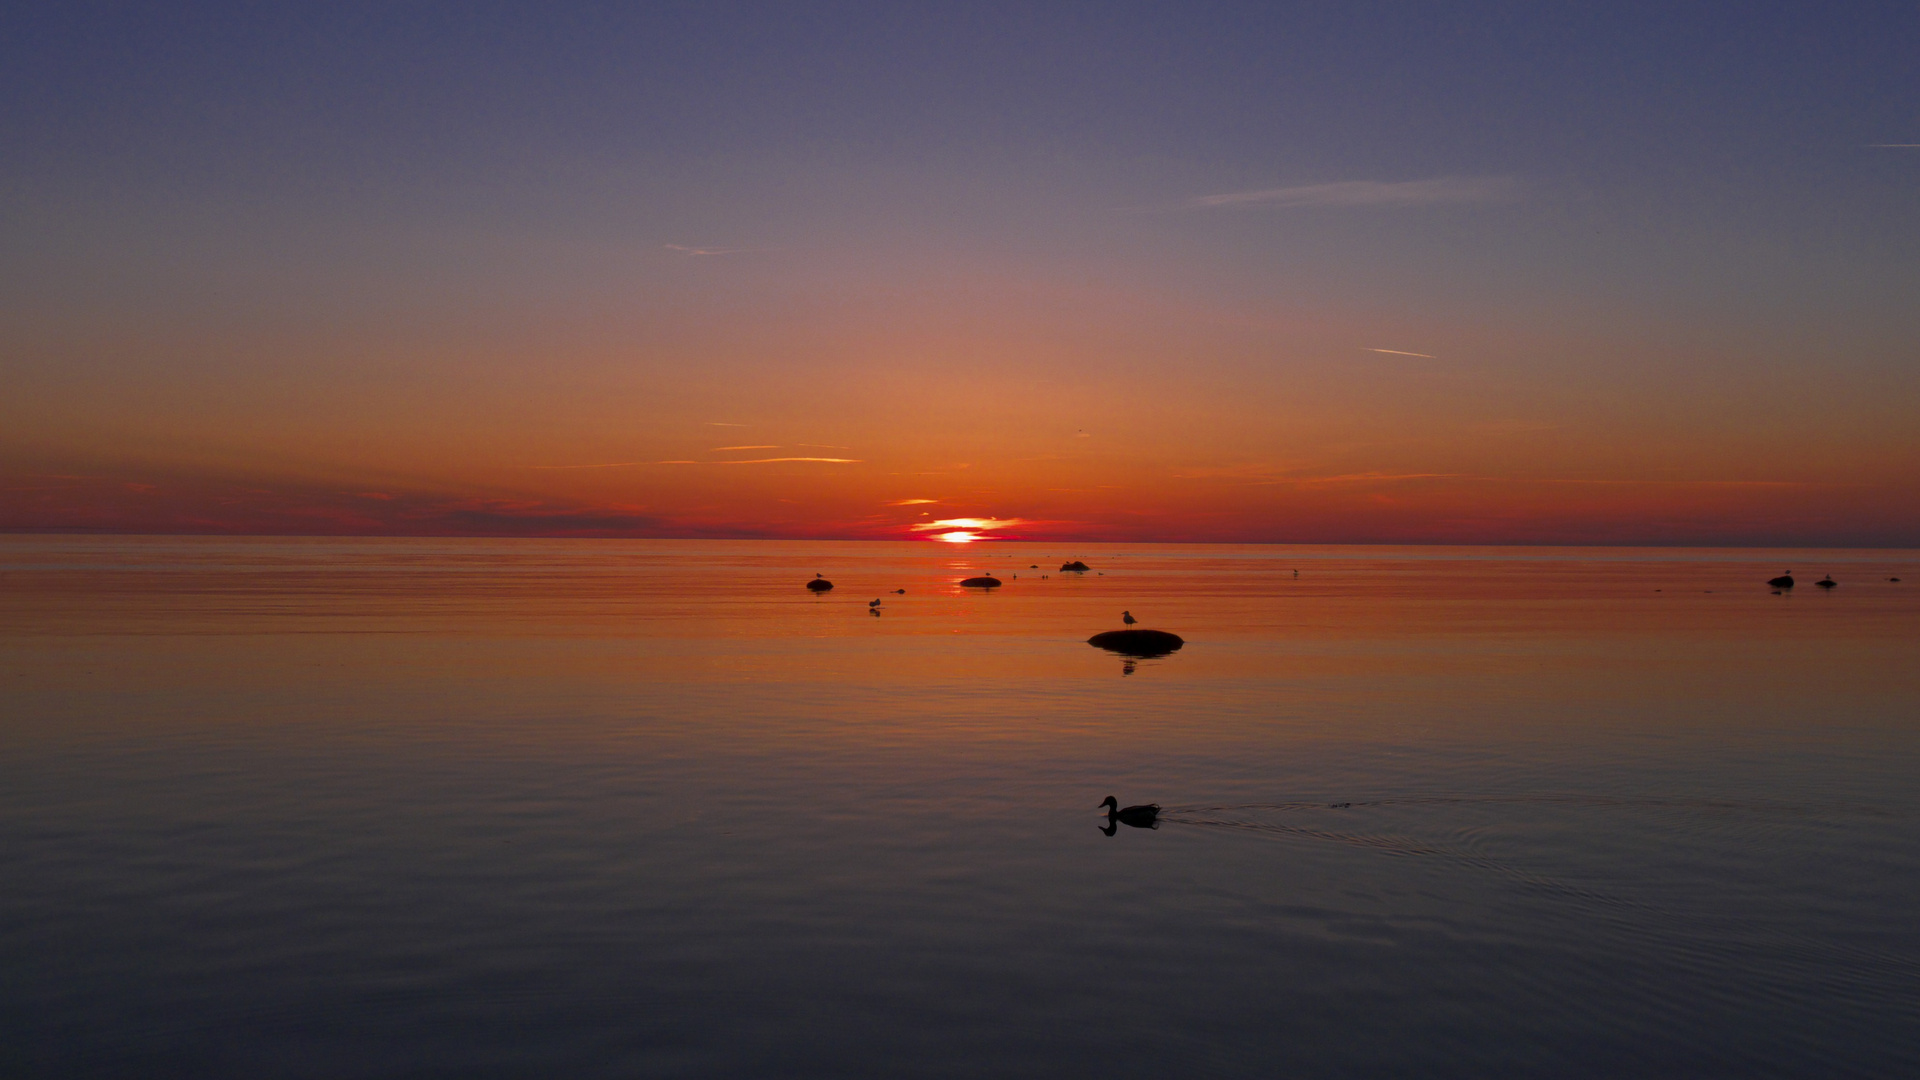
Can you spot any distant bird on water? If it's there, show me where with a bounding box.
[1100,796,1160,829]
[1121,610,1137,627]
[869,598,882,607]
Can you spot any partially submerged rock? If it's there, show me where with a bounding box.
[1061,561,1090,572]
[1767,574,1794,588]
[1088,629,1184,658]
[959,576,1002,588]
[806,578,834,592]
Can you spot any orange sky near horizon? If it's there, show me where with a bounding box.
[7,291,1915,546]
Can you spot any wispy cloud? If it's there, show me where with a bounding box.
[711,445,780,451]
[1189,176,1518,209]
[798,443,853,450]
[665,244,755,256]
[1287,471,1462,485]
[1365,347,1437,358]
[889,498,939,505]
[706,421,748,427]
[528,455,859,469]
[658,457,860,465]
[910,517,1025,532]
[525,461,654,470]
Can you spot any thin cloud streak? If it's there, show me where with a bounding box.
[658,457,861,465]
[711,445,781,451]
[1366,348,1438,358]
[1190,176,1518,209]
[910,517,1025,532]
[524,461,655,470]
[528,456,859,469]
[889,498,939,505]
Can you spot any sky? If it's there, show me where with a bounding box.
[3,1,1917,545]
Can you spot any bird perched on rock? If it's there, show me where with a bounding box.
[1121,610,1137,627]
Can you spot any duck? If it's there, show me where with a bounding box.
[1121,610,1137,627]
[1100,796,1160,828]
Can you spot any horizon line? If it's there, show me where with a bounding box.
[2,527,1912,550]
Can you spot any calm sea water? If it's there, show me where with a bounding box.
[3,537,1917,1078]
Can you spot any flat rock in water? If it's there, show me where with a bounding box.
[1767,575,1794,588]
[959,576,1002,588]
[806,579,834,591]
[1088,629,1184,658]
[1060,561,1090,572]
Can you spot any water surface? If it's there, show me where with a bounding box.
[4,538,1917,1077]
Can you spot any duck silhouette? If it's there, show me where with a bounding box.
[1100,796,1160,832]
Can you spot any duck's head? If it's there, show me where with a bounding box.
[1099,796,1119,811]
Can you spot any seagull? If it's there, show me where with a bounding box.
[1121,610,1137,627]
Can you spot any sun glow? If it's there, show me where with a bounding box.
[911,517,1024,543]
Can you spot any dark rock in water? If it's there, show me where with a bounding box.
[1767,574,1794,588]
[1891,578,1902,583]
[1060,561,1090,572]
[1816,576,1836,588]
[895,588,906,593]
[1088,629,1184,658]
[806,578,833,592]
[959,576,1002,588]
